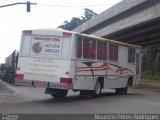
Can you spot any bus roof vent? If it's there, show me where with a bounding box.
[63,32,72,37]
[23,30,32,34]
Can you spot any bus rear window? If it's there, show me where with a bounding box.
[20,35,71,58]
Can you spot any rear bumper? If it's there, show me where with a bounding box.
[14,79,72,89]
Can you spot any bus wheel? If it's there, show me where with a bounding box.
[93,80,102,97]
[51,89,68,99]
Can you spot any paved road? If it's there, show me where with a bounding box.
[0,82,160,114]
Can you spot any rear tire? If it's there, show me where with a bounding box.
[92,80,102,97]
[50,89,68,99]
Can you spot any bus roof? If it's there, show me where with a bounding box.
[79,33,142,49]
[23,28,142,49]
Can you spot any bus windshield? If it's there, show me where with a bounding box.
[20,35,71,59]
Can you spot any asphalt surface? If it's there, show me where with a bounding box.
[0,80,160,114]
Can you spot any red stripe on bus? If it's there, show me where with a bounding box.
[77,64,107,69]
[77,66,112,72]
[115,68,133,75]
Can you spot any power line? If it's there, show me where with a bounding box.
[0,0,16,2]
[0,0,119,7]
[37,3,116,8]
[35,2,142,8]
[0,1,144,8]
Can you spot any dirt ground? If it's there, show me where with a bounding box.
[129,83,160,95]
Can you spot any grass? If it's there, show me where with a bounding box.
[140,79,160,84]
[137,76,160,92]
[140,73,160,84]
[129,74,160,93]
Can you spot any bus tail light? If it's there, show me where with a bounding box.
[63,32,72,36]
[60,78,72,84]
[16,74,24,80]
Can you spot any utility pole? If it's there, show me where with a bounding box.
[0,1,37,12]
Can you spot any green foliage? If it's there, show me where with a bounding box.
[83,8,97,21]
[141,73,160,82]
[58,8,97,30]
[141,79,160,84]
[142,46,160,80]
[154,52,160,73]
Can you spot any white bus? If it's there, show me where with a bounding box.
[15,29,142,98]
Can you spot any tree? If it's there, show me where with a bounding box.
[142,46,160,76]
[154,51,160,74]
[58,8,97,30]
[83,8,97,21]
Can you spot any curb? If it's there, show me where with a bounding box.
[0,80,14,94]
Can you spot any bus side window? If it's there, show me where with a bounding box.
[97,41,107,60]
[83,40,89,58]
[109,44,118,61]
[90,40,96,59]
[83,39,96,59]
[128,48,135,63]
[77,37,82,58]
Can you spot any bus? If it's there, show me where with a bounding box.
[15,29,142,98]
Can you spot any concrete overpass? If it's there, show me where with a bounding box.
[73,0,160,46]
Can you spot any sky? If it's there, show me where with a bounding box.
[0,0,121,63]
